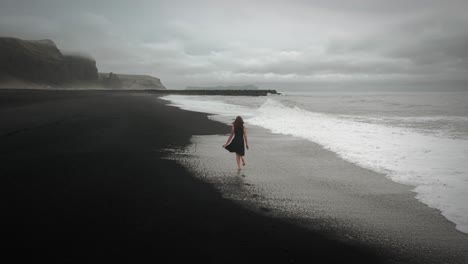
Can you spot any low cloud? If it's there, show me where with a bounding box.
[1,0,467,88]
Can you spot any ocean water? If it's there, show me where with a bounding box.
[161,91,468,234]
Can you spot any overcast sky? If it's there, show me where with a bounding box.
[1,0,467,89]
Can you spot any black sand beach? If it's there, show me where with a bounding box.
[1,90,384,263]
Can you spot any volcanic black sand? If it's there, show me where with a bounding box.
[1,89,386,263]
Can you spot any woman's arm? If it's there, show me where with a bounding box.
[244,127,249,149]
[222,126,235,147]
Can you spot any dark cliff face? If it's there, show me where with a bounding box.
[0,37,98,85]
[63,55,99,82]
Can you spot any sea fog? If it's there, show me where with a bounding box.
[161,90,468,234]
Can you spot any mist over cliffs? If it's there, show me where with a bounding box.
[0,37,165,90]
[0,37,98,85]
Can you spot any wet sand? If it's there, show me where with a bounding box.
[1,90,385,263]
[170,116,468,264]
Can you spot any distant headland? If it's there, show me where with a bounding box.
[98,72,166,90]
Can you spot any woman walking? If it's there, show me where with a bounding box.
[223,116,249,170]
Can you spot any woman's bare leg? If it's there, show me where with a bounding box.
[241,156,245,166]
[236,154,241,170]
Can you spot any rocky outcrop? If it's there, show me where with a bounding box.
[0,37,98,86]
[99,73,166,90]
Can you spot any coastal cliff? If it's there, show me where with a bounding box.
[0,37,166,90]
[0,37,98,86]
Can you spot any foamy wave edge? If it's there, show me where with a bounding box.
[162,95,468,234]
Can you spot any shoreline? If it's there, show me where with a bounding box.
[164,95,468,264]
[174,127,468,263]
[1,90,383,263]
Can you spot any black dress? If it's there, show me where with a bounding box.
[225,126,245,156]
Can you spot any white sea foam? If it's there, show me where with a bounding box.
[161,95,468,234]
[161,95,256,123]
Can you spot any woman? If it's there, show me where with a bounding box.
[223,116,249,170]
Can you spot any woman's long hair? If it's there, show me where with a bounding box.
[233,116,244,129]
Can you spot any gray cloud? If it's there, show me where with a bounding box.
[1,0,467,89]
[325,12,468,83]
